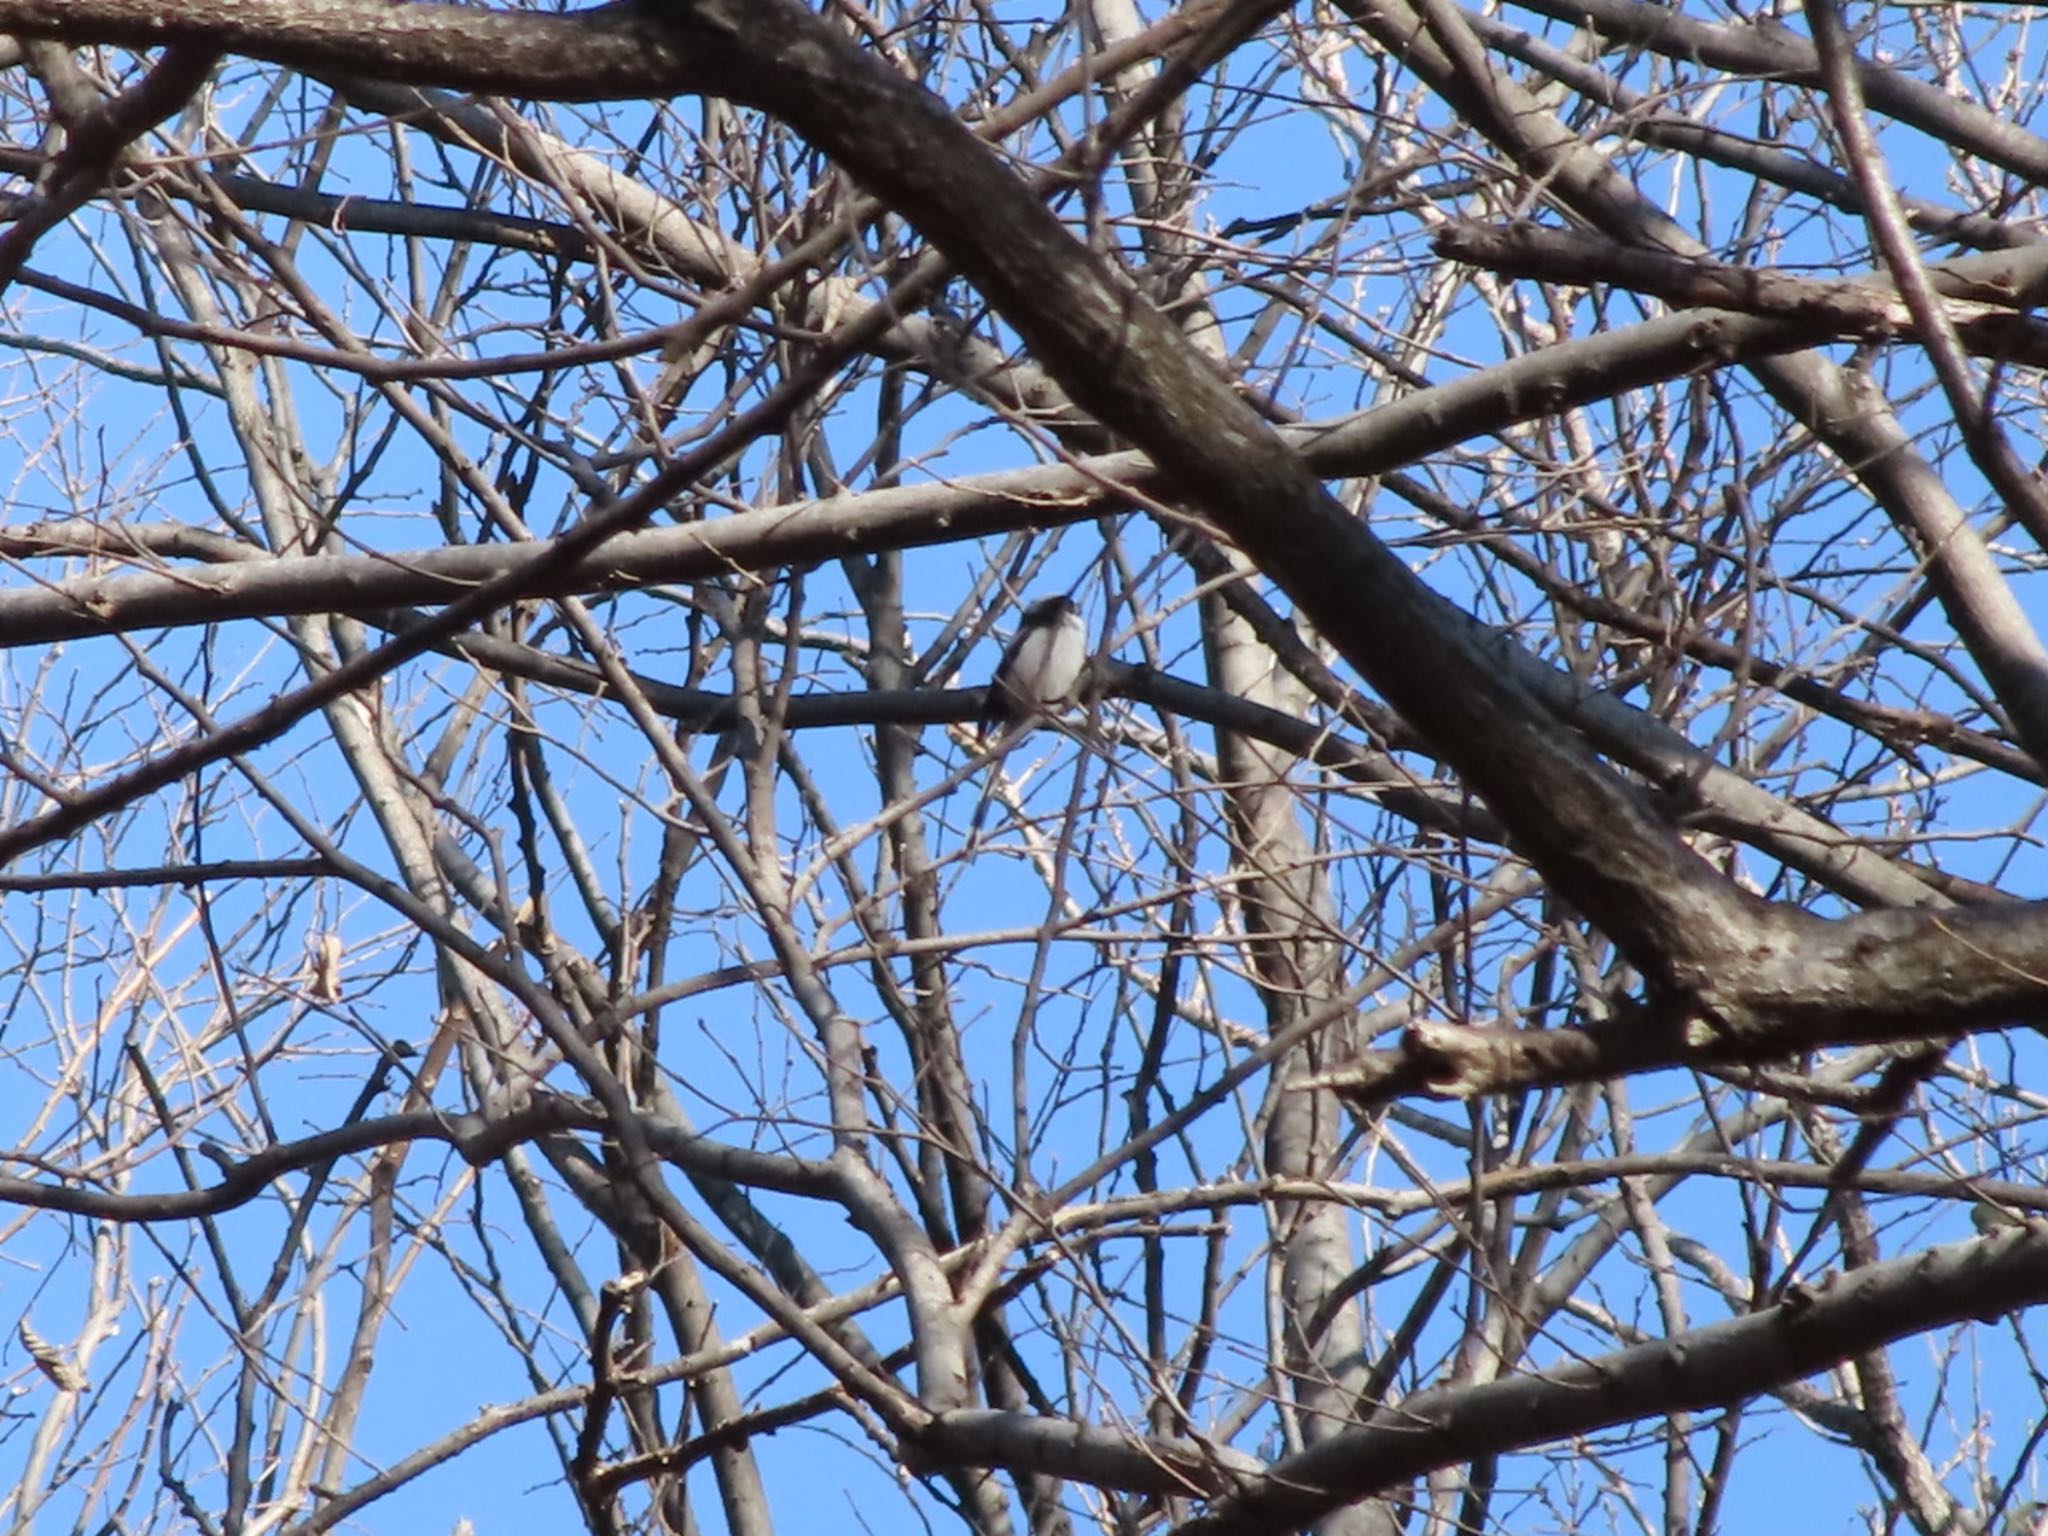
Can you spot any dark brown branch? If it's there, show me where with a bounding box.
[1436,220,2048,364]
[0,43,218,287]
[0,857,330,892]
[0,1097,837,1222]
[0,141,596,258]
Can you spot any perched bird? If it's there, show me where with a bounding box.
[978,594,1086,742]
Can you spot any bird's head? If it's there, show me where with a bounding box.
[1021,594,1079,624]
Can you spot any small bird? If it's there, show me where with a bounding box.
[978,594,1086,742]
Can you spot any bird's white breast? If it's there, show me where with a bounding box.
[1005,611,1086,708]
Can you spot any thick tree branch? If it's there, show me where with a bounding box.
[1173,1224,2048,1534]
[0,0,693,98]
